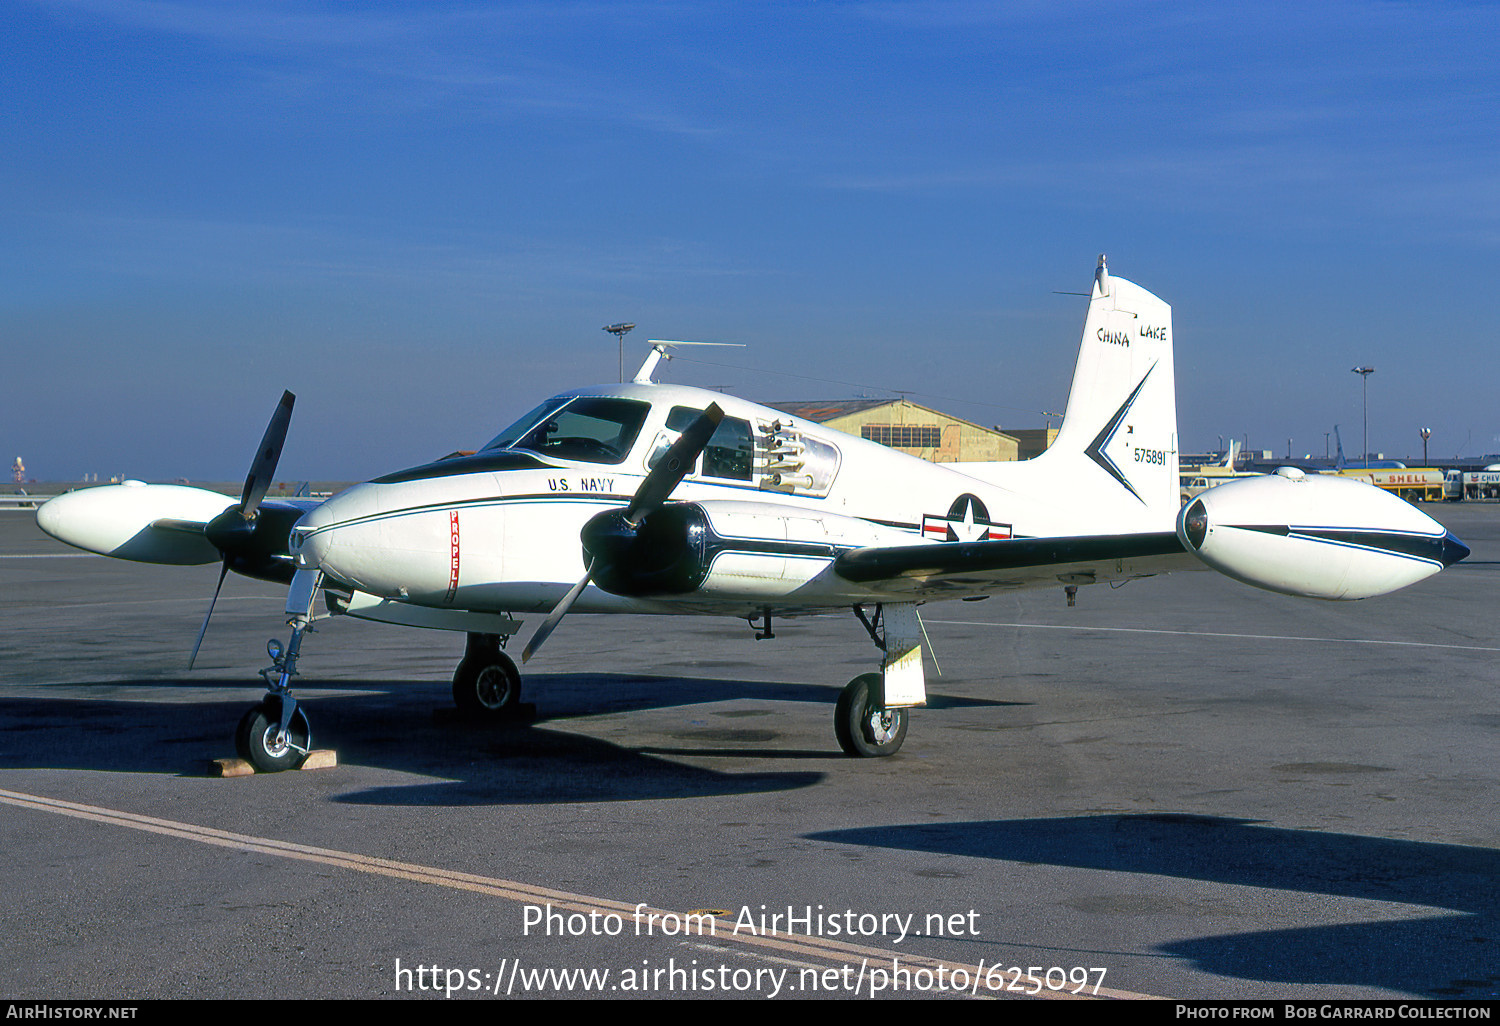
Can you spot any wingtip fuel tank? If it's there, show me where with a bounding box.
[1178,469,1467,600]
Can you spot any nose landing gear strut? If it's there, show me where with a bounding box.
[233,569,322,772]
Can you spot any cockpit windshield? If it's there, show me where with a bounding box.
[480,396,651,465]
[481,399,564,453]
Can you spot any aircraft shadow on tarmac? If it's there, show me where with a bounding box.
[0,674,1013,805]
[809,815,1500,998]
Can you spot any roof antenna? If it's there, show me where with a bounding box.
[634,340,746,384]
[1052,254,1109,298]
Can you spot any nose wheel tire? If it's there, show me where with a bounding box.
[235,700,311,773]
[452,651,522,718]
[834,673,907,757]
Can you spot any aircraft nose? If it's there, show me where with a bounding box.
[289,509,332,575]
[288,485,378,583]
[286,480,465,603]
[289,513,324,571]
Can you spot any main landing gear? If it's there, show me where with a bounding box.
[835,672,908,757]
[832,603,927,758]
[451,632,523,718]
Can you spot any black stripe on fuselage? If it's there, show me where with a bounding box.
[1231,525,1465,566]
[370,451,550,484]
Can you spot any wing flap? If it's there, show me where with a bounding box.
[833,532,1193,593]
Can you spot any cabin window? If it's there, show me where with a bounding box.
[484,397,650,465]
[648,407,754,482]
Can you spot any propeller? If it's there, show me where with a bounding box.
[188,391,296,669]
[521,402,723,664]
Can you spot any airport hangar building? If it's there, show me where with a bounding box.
[766,398,1057,464]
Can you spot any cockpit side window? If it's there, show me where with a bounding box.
[647,406,754,482]
[484,397,650,465]
[703,417,753,481]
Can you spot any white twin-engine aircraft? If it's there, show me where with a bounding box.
[38,257,1469,771]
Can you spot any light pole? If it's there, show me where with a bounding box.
[1351,366,1375,463]
[603,323,635,383]
[1421,427,1431,465]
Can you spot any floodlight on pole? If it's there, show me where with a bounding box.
[603,323,635,383]
[1351,366,1375,464]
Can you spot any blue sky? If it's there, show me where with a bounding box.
[5,1,1498,481]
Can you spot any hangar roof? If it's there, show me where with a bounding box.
[764,399,895,423]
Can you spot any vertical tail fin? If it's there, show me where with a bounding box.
[1034,256,1179,525]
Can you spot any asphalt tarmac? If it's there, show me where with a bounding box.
[2,504,1496,1001]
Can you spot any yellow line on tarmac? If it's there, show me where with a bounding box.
[0,787,1155,1000]
[927,619,1500,653]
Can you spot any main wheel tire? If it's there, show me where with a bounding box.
[234,700,311,773]
[834,672,907,757]
[452,652,522,717]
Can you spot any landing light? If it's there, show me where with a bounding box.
[1182,499,1208,550]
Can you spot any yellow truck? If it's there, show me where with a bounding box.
[1334,468,1445,502]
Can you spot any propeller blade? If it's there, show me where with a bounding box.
[191,390,295,669]
[626,403,723,524]
[239,390,296,517]
[188,559,232,670]
[521,564,594,664]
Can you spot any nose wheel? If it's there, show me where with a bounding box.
[235,698,311,773]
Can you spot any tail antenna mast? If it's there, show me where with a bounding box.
[634,340,746,384]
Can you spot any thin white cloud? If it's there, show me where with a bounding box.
[25,0,730,139]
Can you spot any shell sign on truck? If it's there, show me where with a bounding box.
[1334,468,1445,502]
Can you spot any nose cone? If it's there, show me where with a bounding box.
[289,509,326,572]
[1440,531,1470,567]
[290,484,382,588]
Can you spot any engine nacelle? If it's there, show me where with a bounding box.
[1177,469,1468,600]
[583,499,915,600]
